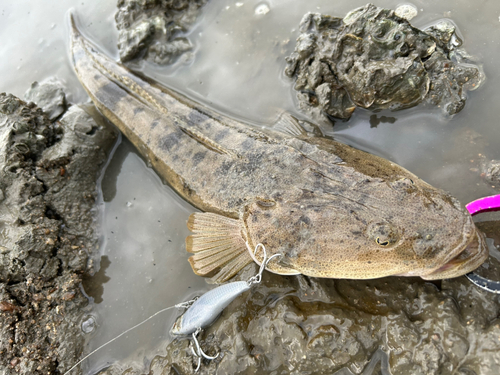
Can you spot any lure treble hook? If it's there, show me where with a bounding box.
[190,328,219,372]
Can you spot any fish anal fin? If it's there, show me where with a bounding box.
[186,212,252,283]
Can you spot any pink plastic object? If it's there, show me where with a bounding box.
[466,194,500,215]
[465,194,500,294]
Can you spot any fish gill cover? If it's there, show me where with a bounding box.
[285,3,484,121]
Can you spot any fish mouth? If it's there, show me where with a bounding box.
[420,228,488,280]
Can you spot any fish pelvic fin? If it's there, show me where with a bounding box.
[274,113,307,136]
[273,112,323,137]
[186,212,253,283]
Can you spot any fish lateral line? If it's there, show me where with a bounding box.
[179,125,243,159]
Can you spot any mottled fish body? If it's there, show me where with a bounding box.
[70,17,487,282]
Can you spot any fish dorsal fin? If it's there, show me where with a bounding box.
[186,212,253,283]
[273,112,308,137]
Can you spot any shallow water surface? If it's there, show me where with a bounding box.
[1,0,500,373]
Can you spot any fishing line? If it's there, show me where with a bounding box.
[63,300,195,375]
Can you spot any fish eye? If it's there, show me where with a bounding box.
[367,222,400,248]
[376,237,390,246]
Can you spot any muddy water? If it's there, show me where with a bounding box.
[1,0,500,374]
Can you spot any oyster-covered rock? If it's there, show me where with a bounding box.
[285,4,484,121]
[115,0,208,64]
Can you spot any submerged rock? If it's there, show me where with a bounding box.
[115,0,208,64]
[481,159,500,187]
[285,4,483,122]
[0,82,117,374]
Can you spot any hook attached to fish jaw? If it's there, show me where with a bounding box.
[246,243,282,286]
[190,328,219,372]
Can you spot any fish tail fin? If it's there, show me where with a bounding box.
[186,212,253,283]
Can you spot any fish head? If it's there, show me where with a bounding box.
[243,175,487,280]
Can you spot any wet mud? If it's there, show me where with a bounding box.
[0,80,117,374]
[115,0,208,64]
[285,4,483,122]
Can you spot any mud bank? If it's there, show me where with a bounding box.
[0,80,117,374]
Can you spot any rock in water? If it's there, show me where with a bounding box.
[115,0,208,64]
[285,4,484,121]
[24,78,67,121]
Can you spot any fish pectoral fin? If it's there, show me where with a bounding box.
[186,212,253,284]
[273,112,322,137]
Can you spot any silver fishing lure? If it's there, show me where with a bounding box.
[172,243,280,371]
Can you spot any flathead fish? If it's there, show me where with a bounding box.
[69,16,487,283]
